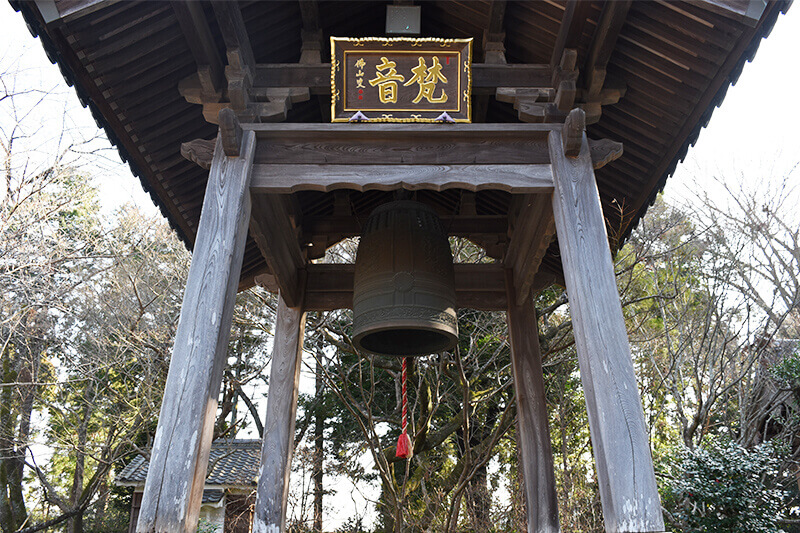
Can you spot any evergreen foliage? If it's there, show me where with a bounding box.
[666,441,786,533]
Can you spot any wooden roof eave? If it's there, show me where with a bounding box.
[10,0,793,291]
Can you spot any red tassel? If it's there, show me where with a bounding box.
[396,357,413,459]
[396,431,413,459]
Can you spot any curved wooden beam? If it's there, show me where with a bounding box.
[249,164,553,194]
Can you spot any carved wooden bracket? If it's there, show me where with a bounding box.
[178,27,315,125]
[588,138,623,169]
[181,138,216,169]
[496,48,625,125]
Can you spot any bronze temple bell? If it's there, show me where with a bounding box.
[352,201,458,356]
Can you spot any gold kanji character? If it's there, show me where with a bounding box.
[354,57,366,69]
[369,57,405,104]
[404,57,448,104]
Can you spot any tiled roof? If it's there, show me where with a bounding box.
[117,440,261,487]
[202,489,224,504]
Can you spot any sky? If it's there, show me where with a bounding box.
[1,1,798,530]
[667,4,800,197]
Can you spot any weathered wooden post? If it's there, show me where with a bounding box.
[506,274,560,533]
[137,111,256,532]
[253,296,307,533]
[549,109,664,532]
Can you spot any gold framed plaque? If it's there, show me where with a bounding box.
[330,37,472,123]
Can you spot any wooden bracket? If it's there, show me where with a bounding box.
[496,37,628,125]
[588,138,623,169]
[181,138,216,169]
[562,108,585,157]
[219,108,243,156]
[176,1,311,125]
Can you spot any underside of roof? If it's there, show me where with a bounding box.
[11,0,792,287]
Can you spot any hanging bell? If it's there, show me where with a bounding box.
[352,200,458,356]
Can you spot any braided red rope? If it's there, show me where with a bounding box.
[396,357,413,459]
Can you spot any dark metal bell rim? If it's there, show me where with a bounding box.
[353,325,458,357]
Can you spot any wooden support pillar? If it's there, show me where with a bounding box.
[253,295,307,533]
[506,274,560,533]
[549,112,664,532]
[136,130,257,532]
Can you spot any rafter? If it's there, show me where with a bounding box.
[171,1,224,97]
[550,0,593,69]
[583,1,632,99]
[211,0,256,72]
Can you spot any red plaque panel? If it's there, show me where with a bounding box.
[331,37,472,123]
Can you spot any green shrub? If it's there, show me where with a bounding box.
[666,441,786,533]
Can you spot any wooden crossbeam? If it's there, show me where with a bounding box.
[254,263,551,311]
[248,122,557,165]
[274,264,556,311]
[182,124,620,172]
[302,215,508,238]
[249,194,306,308]
[250,164,553,194]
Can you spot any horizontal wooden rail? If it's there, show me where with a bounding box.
[250,164,553,194]
[254,263,556,311]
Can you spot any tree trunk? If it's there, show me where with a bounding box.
[313,350,324,533]
[68,387,92,533]
[466,464,490,529]
[1,347,30,532]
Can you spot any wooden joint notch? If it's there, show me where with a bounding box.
[562,108,585,157]
[219,108,243,156]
